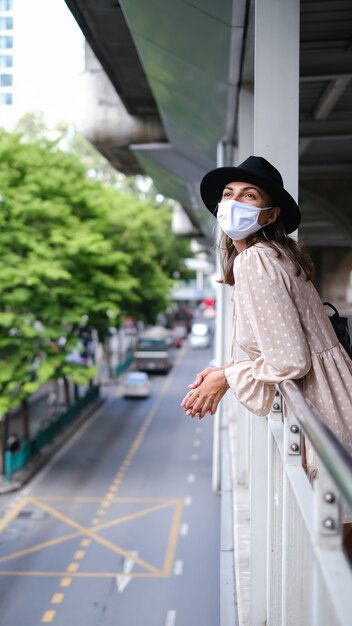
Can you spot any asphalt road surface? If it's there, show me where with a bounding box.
[0,341,220,626]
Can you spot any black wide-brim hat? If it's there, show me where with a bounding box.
[200,155,301,234]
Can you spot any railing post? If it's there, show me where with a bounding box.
[281,407,310,626]
[314,464,342,549]
[249,414,268,625]
[266,393,284,626]
[236,405,250,486]
[312,465,342,626]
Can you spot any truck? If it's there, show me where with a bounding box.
[134,326,173,374]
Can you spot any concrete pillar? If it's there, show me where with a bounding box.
[254,0,300,205]
[251,1,300,624]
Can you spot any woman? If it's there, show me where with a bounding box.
[180,156,352,475]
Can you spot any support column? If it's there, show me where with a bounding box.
[254,0,300,205]
[251,1,300,624]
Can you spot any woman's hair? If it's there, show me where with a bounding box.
[217,216,314,286]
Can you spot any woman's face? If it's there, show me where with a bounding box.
[221,180,273,225]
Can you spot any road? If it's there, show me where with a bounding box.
[0,342,220,626]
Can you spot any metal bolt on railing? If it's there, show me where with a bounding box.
[323,517,336,530]
[290,443,300,453]
[290,424,299,434]
[324,491,336,504]
[272,403,281,411]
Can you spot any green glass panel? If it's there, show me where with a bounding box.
[121,0,232,81]
[133,150,216,239]
[133,151,192,207]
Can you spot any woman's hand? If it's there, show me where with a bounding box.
[180,366,222,409]
[187,366,223,391]
[181,368,229,419]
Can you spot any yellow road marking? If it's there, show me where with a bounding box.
[37,497,176,503]
[0,570,159,577]
[74,551,85,560]
[87,501,178,532]
[0,498,181,565]
[29,497,161,574]
[41,610,56,622]
[67,563,79,573]
[0,358,186,587]
[51,594,64,604]
[162,500,185,576]
[0,497,30,534]
[0,531,81,563]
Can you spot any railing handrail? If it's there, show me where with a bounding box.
[280,379,352,509]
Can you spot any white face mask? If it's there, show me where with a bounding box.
[217,199,271,240]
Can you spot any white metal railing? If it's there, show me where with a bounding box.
[226,382,352,626]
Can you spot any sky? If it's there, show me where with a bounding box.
[10,0,85,126]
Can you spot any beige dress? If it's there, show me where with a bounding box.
[224,243,352,471]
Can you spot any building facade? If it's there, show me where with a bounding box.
[0,0,13,108]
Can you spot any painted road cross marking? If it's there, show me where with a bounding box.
[0,496,184,578]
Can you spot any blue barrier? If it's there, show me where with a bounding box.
[114,351,135,377]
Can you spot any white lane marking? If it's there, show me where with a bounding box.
[173,560,183,575]
[184,496,192,506]
[165,610,176,626]
[193,439,200,447]
[116,551,138,592]
[180,523,189,536]
[187,473,195,483]
[195,426,202,434]
[191,453,198,461]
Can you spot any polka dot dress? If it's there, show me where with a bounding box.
[224,244,352,475]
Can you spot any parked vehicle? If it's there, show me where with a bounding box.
[189,322,211,349]
[122,371,151,398]
[134,326,173,373]
[171,325,187,348]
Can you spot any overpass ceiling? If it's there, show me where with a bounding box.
[65,0,352,247]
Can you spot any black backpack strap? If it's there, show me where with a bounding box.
[323,302,339,316]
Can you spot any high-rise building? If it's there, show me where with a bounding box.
[0,0,84,130]
[0,0,14,108]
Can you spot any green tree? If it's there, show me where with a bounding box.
[0,130,135,411]
[0,127,193,413]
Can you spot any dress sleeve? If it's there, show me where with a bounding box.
[224,247,311,416]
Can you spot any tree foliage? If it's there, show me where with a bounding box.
[0,126,193,413]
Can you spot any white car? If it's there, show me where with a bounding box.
[122,371,151,398]
[189,323,211,348]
